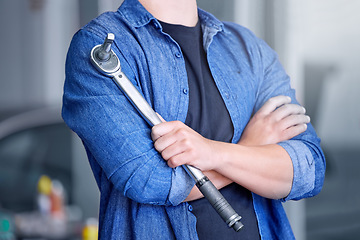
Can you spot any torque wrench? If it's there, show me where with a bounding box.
[90,33,243,231]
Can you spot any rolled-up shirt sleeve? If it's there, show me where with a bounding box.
[251,34,326,201]
[279,128,325,201]
[62,29,193,206]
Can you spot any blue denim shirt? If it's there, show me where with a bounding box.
[62,0,326,239]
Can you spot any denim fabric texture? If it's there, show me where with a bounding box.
[62,0,326,239]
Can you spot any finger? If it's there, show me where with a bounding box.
[167,154,184,168]
[272,104,306,121]
[257,95,291,115]
[280,114,310,129]
[151,124,165,142]
[160,139,188,161]
[282,123,308,140]
[151,113,166,141]
[153,129,180,153]
[167,150,192,168]
[151,121,180,141]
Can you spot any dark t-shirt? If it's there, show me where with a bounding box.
[160,20,260,240]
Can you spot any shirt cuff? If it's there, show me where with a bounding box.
[278,140,315,201]
[167,166,195,206]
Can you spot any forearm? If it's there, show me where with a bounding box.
[185,142,293,201]
[152,120,295,200]
[213,141,293,199]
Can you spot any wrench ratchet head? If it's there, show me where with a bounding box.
[90,33,121,75]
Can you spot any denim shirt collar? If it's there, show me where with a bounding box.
[118,0,154,28]
[118,0,225,51]
[118,0,225,31]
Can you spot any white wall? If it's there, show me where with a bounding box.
[43,0,80,106]
[302,0,360,149]
[0,0,43,109]
[98,0,123,14]
[0,0,79,111]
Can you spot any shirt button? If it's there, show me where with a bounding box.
[224,91,230,99]
[188,204,193,212]
[183,88,188,94]
[154,22,160,29]
[175,52,182,58]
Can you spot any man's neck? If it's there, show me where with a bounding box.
[139,0,198,27]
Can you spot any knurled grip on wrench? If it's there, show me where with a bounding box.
[90,33,244,232]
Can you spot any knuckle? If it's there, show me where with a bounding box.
[264,123,276,134]
[294,104,306,114]
[161,151,169,161]
[281,104,291,111]
[182,138,192,148]
[151,126,159,136]
[176,128,188,138]
[268,96,277,104]
[151,132,156,141]
[169,157,180,168]
[293,104,303,113]
[253,111,264,120]
[167,159,174,168]
[153,141,159,150]
[174,120,183,127]
[264,115,275,125]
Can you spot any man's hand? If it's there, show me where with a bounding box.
[151,121,217,171]
[238,95,310,146]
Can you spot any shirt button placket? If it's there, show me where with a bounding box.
[224,91,230,99]
[174,50,187,96]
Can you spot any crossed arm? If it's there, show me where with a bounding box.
[151,96,310,201]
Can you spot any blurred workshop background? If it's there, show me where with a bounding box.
[0,0,359,239]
